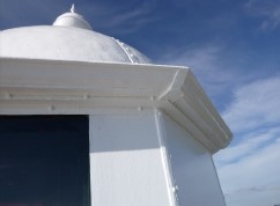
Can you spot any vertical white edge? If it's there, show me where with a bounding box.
[210,156,227,205]
[155,109,178,206]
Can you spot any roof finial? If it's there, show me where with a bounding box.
[70,4,75,13]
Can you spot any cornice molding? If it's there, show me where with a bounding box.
[0,57,232,153]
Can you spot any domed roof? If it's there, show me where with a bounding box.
[0,7,151,64]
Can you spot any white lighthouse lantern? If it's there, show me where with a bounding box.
[0,8,232,206]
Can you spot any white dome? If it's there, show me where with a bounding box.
[0,10,151,64]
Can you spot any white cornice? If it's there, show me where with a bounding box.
[0,57,232,153]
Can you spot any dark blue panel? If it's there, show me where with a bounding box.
[0,116,90,206]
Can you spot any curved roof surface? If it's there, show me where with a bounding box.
[0,10,151,64]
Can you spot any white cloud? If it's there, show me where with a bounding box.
[158,45,239,101]
[81,0,160,34]
[225,189,280,206]
[105,1,159,30]
[216,138,280,206]
[214,76,280,206]
[0,0,160,34]
[160,45,223,77]
[244,0,280,31]
[214,127,280,165]
[155,34,280,206]
[222,77,280,133]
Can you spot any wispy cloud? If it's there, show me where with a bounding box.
[154,30,280,205]
[0,0,160,34]
[158,43,280,206]
[157,45,245,110]
[215,127,280,165]
[215,138,280,206]
[81,0,161,34]
[159,46,230,89]
[105,1,159,32]
[244,0,280,31]
[222,76,280,133]
[214,75,280,206]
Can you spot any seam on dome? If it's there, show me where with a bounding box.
[114,39,135,64]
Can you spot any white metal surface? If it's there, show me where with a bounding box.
[89,114,171,206]
[0,10,232,206]
[159,112,226,206]
[0,58,231,153]
[88,111,227,206]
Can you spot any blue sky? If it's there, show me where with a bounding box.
[1,0,280,205]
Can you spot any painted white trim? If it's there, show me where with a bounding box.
[88,114,171,206]
[115,39,134,64]
[0,57,232,153]
[160,112,227,206]
[155,110,178,206]
[209,155,227,206]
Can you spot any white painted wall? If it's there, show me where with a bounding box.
[89,114,172,206]
[159,113,226,206]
